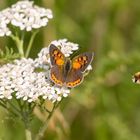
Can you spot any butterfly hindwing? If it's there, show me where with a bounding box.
[66,69,83,88]
[50,66,65,86]
[72,52,93,72]
[65,52,93,87]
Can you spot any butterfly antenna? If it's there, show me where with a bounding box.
[70,49,80,58]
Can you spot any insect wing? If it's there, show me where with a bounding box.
[50,66,65,86]
[65,69,83,88]
[49,44,65,66]
[65,52,93,88]
[49,44,65,86]
[72,52,93,72]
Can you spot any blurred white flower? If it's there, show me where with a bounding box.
[0,8,11,36]
[55,87,70,97]
[10,0,53,31]
[0,0,53,36]
[0,27,11,37]
[86,65,92,71]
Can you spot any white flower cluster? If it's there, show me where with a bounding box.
[0,58,70,103]
[0,39,78,102]
[0,39,92,103]
[0,0,53,36]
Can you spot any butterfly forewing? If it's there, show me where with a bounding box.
[49,44,65,66]
[72,52,93,72]
[49,44,66,86]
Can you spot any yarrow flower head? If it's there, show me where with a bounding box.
[0,0,53,36]
[0,57,70,103]
[0,39,93,103]
[0,39,79,102]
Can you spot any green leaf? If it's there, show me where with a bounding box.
[0,46,20,64]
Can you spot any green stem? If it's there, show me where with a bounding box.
[22,103,32,140]
[35,102,58,140]
[0,100,8,109]
[7,100,21,114]
[10,34,25,57]
[19,33,24,57]
[43,106,51,114]
[0,100,19,117]
[16,98,23,111]
[25,31,38,58]
[1,98,33,140]
[25,129,32,140]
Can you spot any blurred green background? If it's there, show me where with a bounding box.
[1,0,140,140]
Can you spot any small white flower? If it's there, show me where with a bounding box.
[62,88,71,97]
[0,8,11,36]
[63,93,69,97]
[34,47,50,69]
[0,27,11,36]
[51,39,79,57]
[54,86,70,97]
[57,96,62,101]
[86,65,92,71]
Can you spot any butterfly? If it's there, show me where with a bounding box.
[49,44,94,88]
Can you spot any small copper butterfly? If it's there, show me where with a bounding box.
[49,44,93,88]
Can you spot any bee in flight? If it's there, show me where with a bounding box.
[132,72,140,84]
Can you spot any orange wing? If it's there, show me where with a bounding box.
[72,52,93,72]
[49,44,65,86]
[49,44,65,66]
[65,52,93,88]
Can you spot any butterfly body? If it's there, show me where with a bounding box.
[49,44,93,88]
